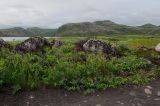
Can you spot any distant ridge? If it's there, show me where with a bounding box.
[56,20,160,36]
[0,20,160,37]
[0,27,56,37]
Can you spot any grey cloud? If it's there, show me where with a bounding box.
[0,0,160,28]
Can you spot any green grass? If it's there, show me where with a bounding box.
[1,35,160,94]
[97,35,160,47]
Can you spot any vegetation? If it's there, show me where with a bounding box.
[56,20,160,36]
[0,27,56,37]
[1,20,160,37]
[0,36,160,94]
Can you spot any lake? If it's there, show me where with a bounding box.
[0,37,85,42]
[0,37,54,42]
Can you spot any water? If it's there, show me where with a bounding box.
[0,37,53,42]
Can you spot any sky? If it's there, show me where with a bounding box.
[0,0,160,28]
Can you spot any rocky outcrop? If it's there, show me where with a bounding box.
[155,43,160,52]
[83,40,106,52]
[0,39,12,50]
[75,39,118,56]
[75,39,88,51]
[15,37,50,53]
[83,40,118,55]
[51,40,63,48]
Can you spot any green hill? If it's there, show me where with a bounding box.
[0,27,56,37]
[1,20,160,37]
[56,20,142,36]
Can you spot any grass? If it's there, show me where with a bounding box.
[0,35,160,94]
[94,35,160,47]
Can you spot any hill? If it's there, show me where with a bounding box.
[0,27,56,37]
[56,20,140,36]
[1,20,160,37]
[0,27,30,37]
[56,20,160,36]
[26,27,56,37]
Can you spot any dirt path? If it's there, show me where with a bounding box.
[0,79,160,106]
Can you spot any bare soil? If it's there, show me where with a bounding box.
[0,79,160,106]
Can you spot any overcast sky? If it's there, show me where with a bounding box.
[0,0,160,28]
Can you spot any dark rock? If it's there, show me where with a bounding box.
[0,39,12,50]
[75,39,88,51]
[149,58,160,65]
[15,37,50,53]
[51,40,63,48]
[138,46,154,51]
[83,39,119,56]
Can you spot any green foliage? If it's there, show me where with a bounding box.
[0,37,159,94]
[106,56,149,74]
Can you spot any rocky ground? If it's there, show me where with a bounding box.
[0,79,160,106]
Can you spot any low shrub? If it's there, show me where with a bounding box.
[0,40,157,94]
[106,55,149,75]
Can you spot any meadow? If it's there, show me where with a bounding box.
[0,35,160,94]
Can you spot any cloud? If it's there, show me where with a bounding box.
[0,0,160,28]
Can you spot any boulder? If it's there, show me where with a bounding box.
[82,39,118,56]
[83,40,105,52]
[149,58,160,65]
[75,39,88,51]
[155,43,160,52]
[15,37,50,53]
[51,40,63,48]
[138,46,153,51]
[0,39,12,50]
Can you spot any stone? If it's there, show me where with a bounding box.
[138,46,153,51]
[121,102,124,105]
[29,95,34,99]
[82,39,118,56]
[137,103,142,106]
[157,91,160,96]
[83,40,106,52]
[129,91,136,96]
[144,88,152,95]
[146,86,153,89]
[131,103,136,106]
[154,98,160,101]
[149,58,160,65]
[147,95,151,98]
[15,37,50,53]
[83,100,87,103]
[0,39,12,50]
[75,39,88,51]
[26,101,29,105]
[95,104,101,106]
[64,94,67,97]
[52,40,63,48]
[117,101,121,104]
[155,43,160,52]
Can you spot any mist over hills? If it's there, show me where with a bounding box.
[0,20,160,37]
